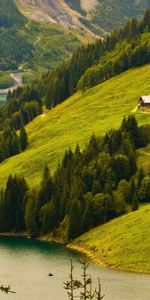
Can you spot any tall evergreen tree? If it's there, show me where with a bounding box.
[20,125,28,151]
[37,165,54,208]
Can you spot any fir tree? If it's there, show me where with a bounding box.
[132,193,139,211]
[20,125,28,151]
[37,165,54,208]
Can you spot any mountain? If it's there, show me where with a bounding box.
[1,0,150,81]
[0,63,149,187]
[0,0,83,79]
[17,0,150,35]
[69,204,150,273]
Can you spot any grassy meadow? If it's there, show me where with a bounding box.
[0,64,150,187]
[69,205,150,273]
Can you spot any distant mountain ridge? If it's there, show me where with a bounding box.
[16,0,150,35]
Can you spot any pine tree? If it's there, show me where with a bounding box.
[64,259,105,300]
[25,190,39,237]
[39,199,57,234]
[68,199,82,239]
[3,175,28,231]
[37,165,54,208]
[20,125,28,151]
[137,168,145,190]
[132,193,139,211]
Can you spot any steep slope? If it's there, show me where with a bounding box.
[16,0,150,35]
[17,0,83,29]
[0,64,150,187]
[69,205,150,273]
[88,0,150,34]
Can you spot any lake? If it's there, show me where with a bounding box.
[0,236,149,300]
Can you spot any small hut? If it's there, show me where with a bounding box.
[139,96,150,108]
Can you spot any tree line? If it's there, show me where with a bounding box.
[78,31,150,90]
[0,116,150,240]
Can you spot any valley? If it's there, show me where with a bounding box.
[0,3,150,296]
[1,0,150,85]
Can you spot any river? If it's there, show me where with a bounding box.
[0,237,149,300]
[0,73,23,105]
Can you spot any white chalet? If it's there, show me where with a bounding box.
[139,95,150,107]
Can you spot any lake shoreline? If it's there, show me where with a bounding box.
[0,232,149,275]
[67,243,150,275]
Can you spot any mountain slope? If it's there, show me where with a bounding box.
[16,0,150,35]
[69,204,150,273]
[0,64,150,187]
[0,0,82,77]
[16,0,83,29]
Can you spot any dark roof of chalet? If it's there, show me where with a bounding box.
[139,96,150,104]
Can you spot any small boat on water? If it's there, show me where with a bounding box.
[48,273,53,277]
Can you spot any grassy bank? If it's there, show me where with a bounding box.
[69,205,150,274]
[0,64,150,187]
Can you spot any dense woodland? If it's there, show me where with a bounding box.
[0,0,26,28]
[0,0,33,71]
[1,10,150,133]
[0,116,150,240]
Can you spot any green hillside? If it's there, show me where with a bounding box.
[0,64,150,187]
[69,204,150,273]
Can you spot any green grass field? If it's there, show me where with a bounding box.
[69,205,150,273]
[0,64,150,187]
